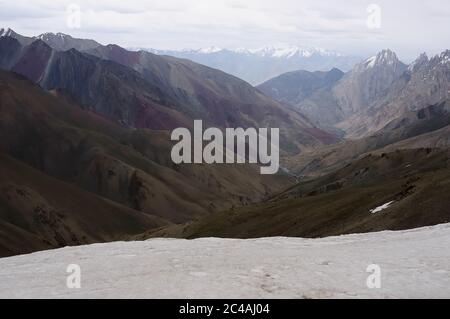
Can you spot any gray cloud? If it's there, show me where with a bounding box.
[1,0,449,60]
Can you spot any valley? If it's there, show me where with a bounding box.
[0,29,449,260]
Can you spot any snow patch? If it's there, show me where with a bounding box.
[365,56,377,68]
[0,224,449,298]
[370,201,395,214]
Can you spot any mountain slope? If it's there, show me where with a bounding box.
[86,44,339,152]
[258,68,344,105]
[257,68,345,129]
[0,153,168,258]
[0,35,338,154]
[0,70,292,257]
[285,100,450,176]
[145,148,450,239]
[3,38,190,130]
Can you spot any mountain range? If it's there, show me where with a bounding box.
[0,28,450,257]
[0,30,337,155]
[143,49,450,239]
[0,68,291,257]
[259,49,450,138]
[141,45,361,85]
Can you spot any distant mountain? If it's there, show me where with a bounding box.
[36,32,101,51]
[257,50,408,131]
[0,28,101,51]
[257,68,345,131]
[0,32,339,154]
[258,68,344,104]
[0,28,34,46]
[139,45,361,85]
[333,49,408,117]
[260,49,450,138]
[338,50,450,137]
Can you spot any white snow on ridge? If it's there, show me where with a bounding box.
[365,56,377,68]
[140,45,344,59]
[197,46,222,54]
[235,45,342,58]
[0,224,449,299]
[0,28,12,37]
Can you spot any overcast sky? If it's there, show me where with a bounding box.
[1,0,449,60]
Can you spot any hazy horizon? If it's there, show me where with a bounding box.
[1,0,450,61]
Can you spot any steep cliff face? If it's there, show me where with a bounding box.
[259,49,450,139]
[332,50,407,117]
[339,50,450,137]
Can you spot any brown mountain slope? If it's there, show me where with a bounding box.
[284,100,450,177]
[0,153,168,257]
[142,148,450,239]
[0,70,290,225]
[86,44,340,153]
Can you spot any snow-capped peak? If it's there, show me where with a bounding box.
[37,32,72,42]
[146,45,343,59]
[237,45,340,59]
[267,45,311,58]
[363,49,399,69]
[408,53,429,71]
[197,46,222,54]
[377,49,398,64]
[438,50,450,65]
[0,28,14,37]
